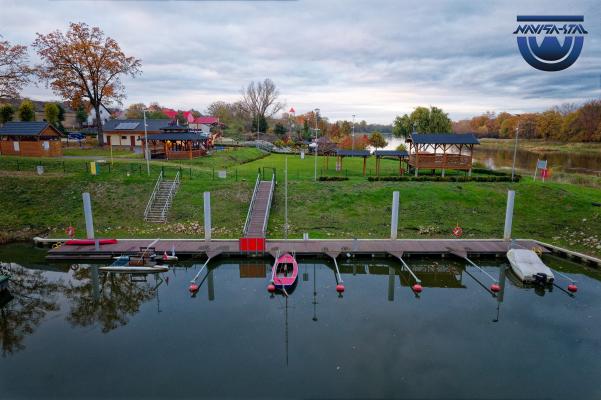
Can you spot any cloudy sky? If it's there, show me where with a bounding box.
[1,0,600,123]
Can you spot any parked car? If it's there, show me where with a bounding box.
[67,132,85,141]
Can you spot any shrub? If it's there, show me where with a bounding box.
[319,176,349,181]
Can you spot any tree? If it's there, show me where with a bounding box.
[392,114,412,138]
[125,103,145,119]
[241,78,283,129]
[251,114,268,133]
[44,102,60,125]
[429,107,452,133]
[396,143,407,152]
[76,105,88,127]
[0,103,14,124]
[17,99,35,121]
[33,22,142,146]
[536,110,563,140]
[274,122,286,136]
[369,131,388,150]
[0,40,32,99]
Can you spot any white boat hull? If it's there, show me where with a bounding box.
[100,265,169,273]
[507,249,554,284]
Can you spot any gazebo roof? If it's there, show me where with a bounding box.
[336,149,371,157]
[408,133,480,145]
[373,150,408,157]
[143,133,208,141]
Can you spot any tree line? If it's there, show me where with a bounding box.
[453,101,601,142]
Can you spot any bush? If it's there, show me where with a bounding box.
[319,176,349,181]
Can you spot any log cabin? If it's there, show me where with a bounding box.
[0,121,63,157]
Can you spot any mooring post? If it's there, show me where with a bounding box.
[391,191,399,240]
[503,190,515,241]
[82,192,94,239]
[204,192,211,241]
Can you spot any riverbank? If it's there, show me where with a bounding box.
[479,138,601,155]
[0,149,600,257]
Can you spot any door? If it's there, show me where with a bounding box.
[130,136,136,149]
[106,135,111,146]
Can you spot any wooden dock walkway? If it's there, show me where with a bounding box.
[45,238,546,261]
[243,174,275,238]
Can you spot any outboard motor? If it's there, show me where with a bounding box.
[534,272,551,285]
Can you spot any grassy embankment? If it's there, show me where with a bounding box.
[479,138,601,154]
[0,147,600,257]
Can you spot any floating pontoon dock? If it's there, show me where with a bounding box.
[44,238,547,261]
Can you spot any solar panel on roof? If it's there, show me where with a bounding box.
[115,122,140,130]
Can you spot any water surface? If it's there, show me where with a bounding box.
[1,244,600,399]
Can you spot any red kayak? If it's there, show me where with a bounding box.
[64,239,118,246]
[271,253,298,291]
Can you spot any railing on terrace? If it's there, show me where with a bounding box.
[261,173,275,237]
[408,154,472,169]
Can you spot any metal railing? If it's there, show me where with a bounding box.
[160,171,180,222]
[243,173,261,236]
[261,173,275,237]
[144,171,163,221]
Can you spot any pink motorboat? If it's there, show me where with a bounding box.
[270,253,298,291]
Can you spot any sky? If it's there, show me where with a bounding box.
[1,0,600,123]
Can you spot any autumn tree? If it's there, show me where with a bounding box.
[17,99,35,121]
[33,22,142,146]
[0,40,32,99]
[44,102,60,125]
[241,78,283,130]
[0,103,14,124]
[75,105,88,127]
[536,110,563,140]
[125,103,145,119]
[369,131,388,150]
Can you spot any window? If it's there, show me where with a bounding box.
[137,136,141,141]
[121,136,127,140]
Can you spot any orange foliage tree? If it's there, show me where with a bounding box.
[0,40,32,99]
[33,23,141,145]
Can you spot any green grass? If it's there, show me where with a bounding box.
[62,147,142,158]
[0,148,600,258]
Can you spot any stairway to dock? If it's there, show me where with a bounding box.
[144,171,180,223]
[243,173,275,237]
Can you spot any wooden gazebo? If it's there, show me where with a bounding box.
[373,150,409,176]
[406,133,480,176]
[142,126,210,160]
[335,149,371,176]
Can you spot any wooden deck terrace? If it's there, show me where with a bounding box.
[45,238,547,261]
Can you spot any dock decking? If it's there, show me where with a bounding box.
[45,238,546,261]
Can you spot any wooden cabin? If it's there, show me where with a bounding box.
[142,126,212,160]
[102,119,171,150]
[0,121,63,157]
[406,133,480,176]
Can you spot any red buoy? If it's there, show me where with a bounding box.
[267,284,276,293]
[336,284,345,293]
[567,284,578,293]
[490,283,501,293]
[412,283,423,293]
[189,283,199,293]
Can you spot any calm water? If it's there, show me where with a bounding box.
[381,136,601,176]
[1,243,601,399]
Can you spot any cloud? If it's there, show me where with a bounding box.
[1,0,599,123]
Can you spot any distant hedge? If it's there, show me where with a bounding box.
[367,175,521,182]
[319,176,349,181]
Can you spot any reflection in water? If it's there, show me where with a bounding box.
[0,263,61,357]
[63,266,158,333]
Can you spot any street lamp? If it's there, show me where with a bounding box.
[352,114,356,151]
[314,108,320,182]
[511,115,521,182]
[143,109,150,176]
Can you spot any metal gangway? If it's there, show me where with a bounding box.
[243,173,275,238]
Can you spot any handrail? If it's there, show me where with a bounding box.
[160,171,180,222]
[261,173,275,236]
[243,173,261,236]
[144,171,163,220]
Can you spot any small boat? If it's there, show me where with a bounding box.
[507,249,554,284]
[271,253,298,292]
[101,255,168,273]
[65,239,118,246]
[156,247,178,262]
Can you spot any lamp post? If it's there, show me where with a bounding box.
[352,114,356,151]
[314,108,320,182]
[511,116,520,182]
[143,109,150,176]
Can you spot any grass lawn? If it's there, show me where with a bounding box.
[62,147,142,158]
[0,148,600,257]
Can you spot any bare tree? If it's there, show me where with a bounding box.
[241,78,284,120]
[0,39,32,99]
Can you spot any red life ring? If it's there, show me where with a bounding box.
[452,225,463,238]
[66,226,75,238]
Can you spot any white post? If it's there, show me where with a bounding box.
[82,192,94,239]
[503,190,515,241]
[204,192,211,241]
[391,191,399,240]
[143,109,150,176]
